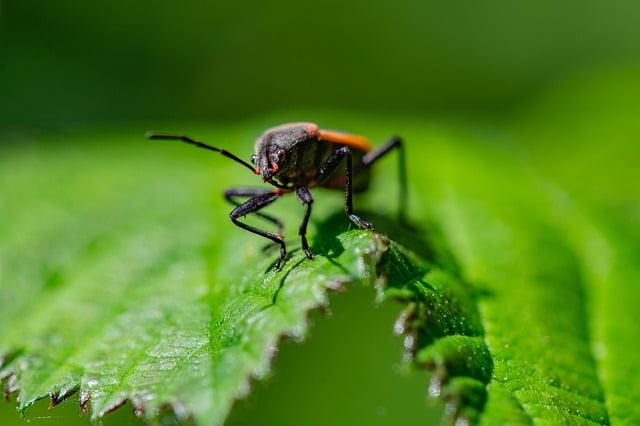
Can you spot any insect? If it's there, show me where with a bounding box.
[147,122,407,269]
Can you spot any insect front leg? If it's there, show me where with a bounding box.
[225,187,284,236]
[226,188,288,269]
[355,136,407,223]
[318,146,373,230]
[295,186,314,260]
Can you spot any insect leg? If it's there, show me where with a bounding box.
[228,189,288,269]
[355,136,407,223]
[225,187,284,235]
[295,186,314,260]
[318,146,373,229]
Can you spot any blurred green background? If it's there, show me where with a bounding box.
[2,0,639,133]
[2,1,639,425]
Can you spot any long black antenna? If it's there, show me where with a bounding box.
[146,132,256,173]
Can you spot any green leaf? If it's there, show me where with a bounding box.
[507,66,640,424]
[1,66,639,425]
[0,133,447,425]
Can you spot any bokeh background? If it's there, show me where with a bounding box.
[2,0,639,133]
[2,1,640,425]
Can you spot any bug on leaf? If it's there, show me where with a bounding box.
[147,122,407,269]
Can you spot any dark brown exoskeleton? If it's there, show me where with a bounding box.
[147,122,406,269]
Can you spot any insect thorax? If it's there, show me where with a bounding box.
[267,138,328,187]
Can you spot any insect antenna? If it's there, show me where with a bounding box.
[146,132,256,173]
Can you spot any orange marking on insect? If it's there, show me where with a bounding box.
[304,123,319,137]
[270,164,279,173]
[317,129,372,152]
[272,188,294,195]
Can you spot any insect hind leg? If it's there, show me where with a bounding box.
[355,136,408,223]
[227,188,288,269]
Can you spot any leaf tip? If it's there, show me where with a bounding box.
[48,386,79,409]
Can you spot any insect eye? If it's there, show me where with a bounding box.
[250,155,257,164]
[270,149,285,164]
